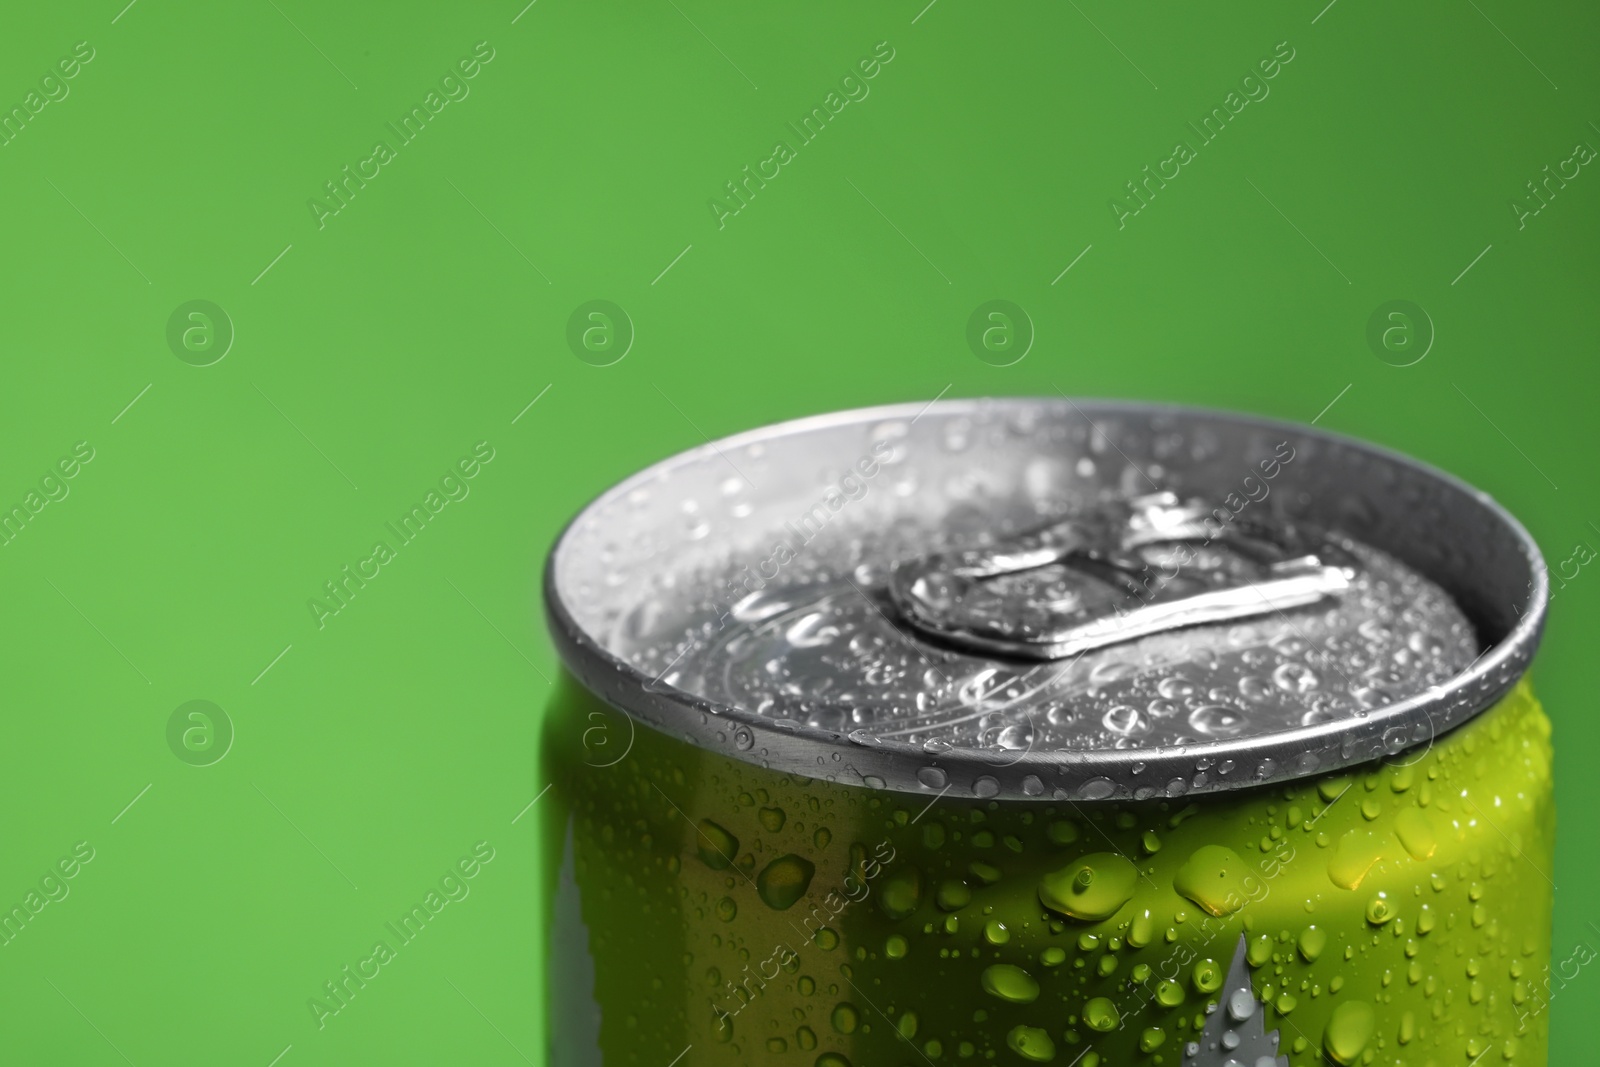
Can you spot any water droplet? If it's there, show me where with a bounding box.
[1157,676,1198,700]
[1192,958,1222,993]
[973,775,1000,798]
[1006,1025,1056,1062]
[1323,1001,1375,1064]
[916,765,947,789]
[696,821,739,870]
[1038,853,1137,921]
[1238,674,1275,702]
[795,608,849,649]
[1083,996,1119,1032]
[756,854,816,911]
[1078,777,1116,801]
[936,880,972,911]
[995,722,1032,749]
[1394,808,1437,860]
[878,868,923,920]
[1318,776,1351,802]
[1188,704,1248,737]
[1103,705,1146,736]
[1324,825,1388,895]
[758,806,785,833]
[1173,845,1250,917]
[981,964,1039,1004]
[1273,662,1320,693]
[941,418,973,453]
[1298,926,1327,962]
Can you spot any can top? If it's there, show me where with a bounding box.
[545,398,1546,801]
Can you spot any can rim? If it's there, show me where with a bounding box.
[544,396,1547,801]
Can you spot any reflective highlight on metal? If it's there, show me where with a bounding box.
[887,490,1356,661]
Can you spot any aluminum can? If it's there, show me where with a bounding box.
[541,398,1552,1067]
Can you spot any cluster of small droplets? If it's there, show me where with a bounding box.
[550,681,1551,1066]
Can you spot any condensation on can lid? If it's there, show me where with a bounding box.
[545,398,1547,801]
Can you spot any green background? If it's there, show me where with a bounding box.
[1,0,1595,1063]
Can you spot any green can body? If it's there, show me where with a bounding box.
[542,676,1555,1066]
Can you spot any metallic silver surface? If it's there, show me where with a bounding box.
[1185,936,1288,1066]
[887,490,1356,661]
[544,398,1547,801]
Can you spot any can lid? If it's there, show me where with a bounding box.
[545,398,1547,801]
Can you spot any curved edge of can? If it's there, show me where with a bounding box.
[543,396,1549,802]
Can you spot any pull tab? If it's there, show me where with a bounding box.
[887,492,1355,661]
